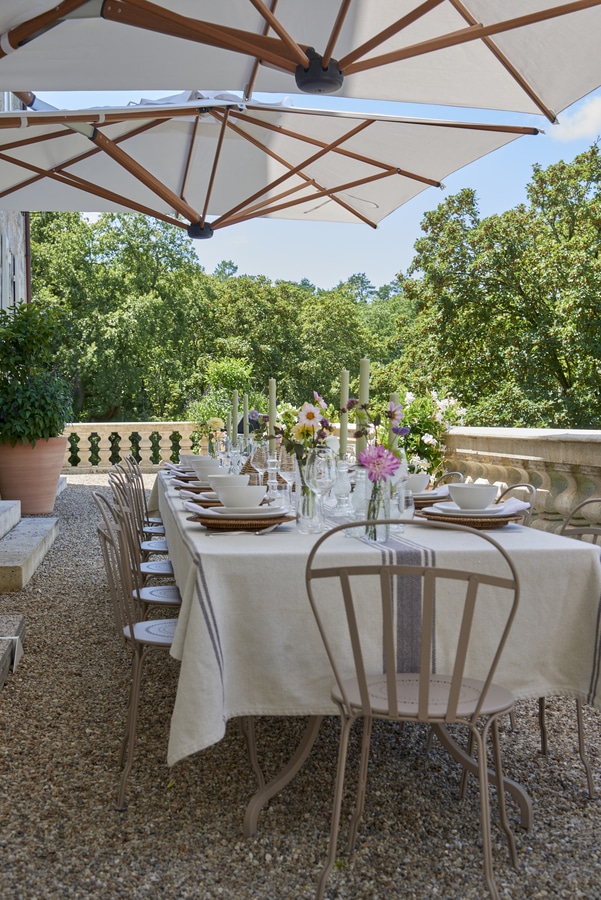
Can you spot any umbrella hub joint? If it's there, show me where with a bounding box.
[295,47,344,95]
[187,221,214,240]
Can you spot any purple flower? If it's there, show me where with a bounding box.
[313,391,328,411]
[358,444,401,483]
[344,398,359,412]
[386,401,404,425]
[248,409,260,421]
[392,425,410,437]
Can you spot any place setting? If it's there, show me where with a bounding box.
[417,483,529,529]
[184,475,294,531]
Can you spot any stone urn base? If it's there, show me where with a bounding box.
[0,436,67,515]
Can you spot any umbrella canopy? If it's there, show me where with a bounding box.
[0,91,538,237]
[0,2,600,121]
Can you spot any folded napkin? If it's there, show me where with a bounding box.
[496,497,529,516]
[415,484,450,499]
[172,477,205,489]
[180,488,213,501]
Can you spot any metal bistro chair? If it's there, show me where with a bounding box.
[110,464,168,559]
[94,492,178,810]
[95,491,181,616]
[305,518,521,900]
[433,470,465,488]
[536,497,601,799]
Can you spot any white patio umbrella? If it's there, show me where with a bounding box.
[0,91,539,238]
[0,2,600,123]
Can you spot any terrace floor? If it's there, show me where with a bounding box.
[0,474,600,898]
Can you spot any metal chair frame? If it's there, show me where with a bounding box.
[94,491,178,810]
[305,518,521,900]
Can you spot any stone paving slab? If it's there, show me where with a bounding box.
[0,501,21,541]
[0,518,58,591]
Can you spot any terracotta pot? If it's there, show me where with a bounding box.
[0,436,68,515]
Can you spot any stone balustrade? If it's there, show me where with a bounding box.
[62,423,601,532]
[444,427,601,532]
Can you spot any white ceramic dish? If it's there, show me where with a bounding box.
[429,501,506,517]
[448,482,498,510]
[198,491,219,501]
[412,488,447,500]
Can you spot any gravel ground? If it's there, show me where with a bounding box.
[1,474,600,899]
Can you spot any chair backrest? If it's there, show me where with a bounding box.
[305,518,520,724]
[433,471,464,488]
[560,497,601,545]
[93,491,142,643]
[496,483,537,526]
[105,480,147,591]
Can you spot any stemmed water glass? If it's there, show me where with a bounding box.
[250,436,269,486]
[277,444,297,495]
[305,446,337,529]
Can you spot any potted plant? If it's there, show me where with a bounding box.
[0,301,74,514]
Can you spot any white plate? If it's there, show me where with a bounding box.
[211,505,291,519]
[198,491,219,501]
[430,501,507,517]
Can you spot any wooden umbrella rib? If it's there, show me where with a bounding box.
[219,169,398,230]
[179,113,201,207]
[248,0,309,67]
[101,0,299,73]
[0,149,185,228]
[0,105,208,130]
[90,130,200,223]
[244,0,279,100]
[0,0,90,58]
[338,0,445,70]
[322,0,353,68]
[449,0,558,122]
[209,113,374,228]
[221,107,394,171]
[344,0,601,75]
[200,108,229,229]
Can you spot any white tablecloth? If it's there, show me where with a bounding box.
[155,473,601,768]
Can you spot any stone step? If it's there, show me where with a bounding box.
[0,501,21,540]
[0,615,25,691]
[0,517,59,591]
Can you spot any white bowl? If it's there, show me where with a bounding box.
[216,484,266,508]
[406,474,430,494]
[448,483,498,510]
[208,473,250,490]
[188,457,222,475]
[179,453,213,465]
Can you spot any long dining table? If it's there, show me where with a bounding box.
[153,470,601,835]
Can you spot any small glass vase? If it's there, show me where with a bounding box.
[295,460,321,533]
[365,478,391,543]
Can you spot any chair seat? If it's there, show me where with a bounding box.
[136,584,181,606]
[141,538,169,554]
[334,673,514,720]
[140,559,174,577]
[124,618,178,645]
[143,524,166,536]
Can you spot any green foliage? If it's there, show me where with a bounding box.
[0,302,74,446]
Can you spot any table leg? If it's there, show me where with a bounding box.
[432,724,533,830]
[243,715,324,838]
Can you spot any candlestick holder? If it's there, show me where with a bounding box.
[265,451,280,503]
[331,455,354,518]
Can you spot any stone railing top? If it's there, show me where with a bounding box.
[446,427,601,467]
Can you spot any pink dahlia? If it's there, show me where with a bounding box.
[358,444,401,483]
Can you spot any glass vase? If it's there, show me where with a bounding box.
[365,478,391,543]
[295,460,321,533]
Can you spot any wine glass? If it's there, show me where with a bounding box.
[306,446,337,529]
[250,436,269,486]
[277,444,297,493]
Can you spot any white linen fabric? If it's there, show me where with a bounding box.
[155,473,601,767]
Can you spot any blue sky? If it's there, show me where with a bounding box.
[37,87,601,290]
